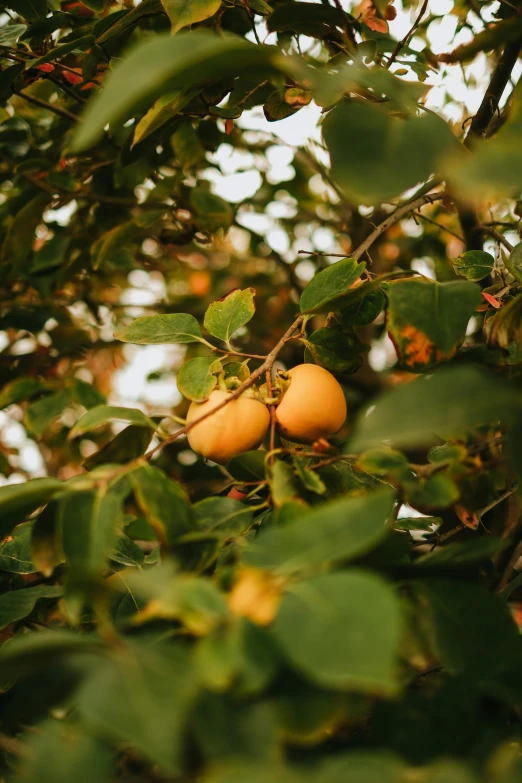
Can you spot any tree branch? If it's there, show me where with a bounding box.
[387,0,429,69]
[464,36,522,145]
[352,193,445,262]
[456,34,522,250]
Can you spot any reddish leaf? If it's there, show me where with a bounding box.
[482,292,501,309]
[455,505,480,530]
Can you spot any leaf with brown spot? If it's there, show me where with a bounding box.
[384,278,482,372]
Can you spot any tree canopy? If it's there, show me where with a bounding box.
[2,0,522,781]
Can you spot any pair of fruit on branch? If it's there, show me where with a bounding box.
[187,363,347,464]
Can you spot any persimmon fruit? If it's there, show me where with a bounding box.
[186,390,270,464]
[275,364,347,444]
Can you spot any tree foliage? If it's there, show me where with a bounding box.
[2,0,522,780]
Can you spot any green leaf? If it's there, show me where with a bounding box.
[0,523,36,573]
[338,288,386,327]
[0,629,103,677]
[323,101,460,205]
[268,459,300,507]
[0,24,27,45]
[68,405,156,439]
[177,356,222,402]
[0,584,63,629]
[412,578,522,676]
[304,326,368,375]
[58,481,129,577]
[267,2,350,36]
[0,478,62,539]
[25,389,73,437]
[130,462,193,546]
[111,534,145,567]
[161,0,221,34]
[273,570,401,692]
[31,502,63,577]
[263,89,301,122]
[204,288,256,345]
[7,0,46,22]
[357,447,410,479]
[114,313,205,344]
[171,119,206,169]
[0,377,46,409]
[72,31,286,151]
[299,258,365,314]
[83,425,153,470]
[71,379,106,409]
[132,90,198,147]
[405,473,460,511]
[351,365,518,450]
[384,278,482,371]
[91,221,140,271]
[314,752,408,783]
[28,34,94,68]
[190,187,234,232]
[194,496,253,535]
[1,194,50,268]
[193,693,278,763]
[77,643,197,775]
[453,250,495,282]
[242,487,396,574]
[13,719,114,783]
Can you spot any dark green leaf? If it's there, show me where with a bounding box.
[0,584,63,629]
[25,390,73,437]
[300,258,365,314]
[453,250,495,282]
[0,523,36,573]
[242,487,396,573]
[190,187,234,232]
[384,278,481,371]
[72,31,285,150]
[273,570,401,692]
[77,643,197,775]
[351,366,518,450]
[304,326,368,375]
[0,478,62,539]
[13,719,113,783]
[324,101,460,205]
[130,462,193,546]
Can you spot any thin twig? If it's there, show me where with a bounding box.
[266,369,276,464]
[482,226,514,252]
[479,485,519,520]
[13,90,79,122]
[387,0,429,69]
[413,211,465,243]
[352,193,445,262]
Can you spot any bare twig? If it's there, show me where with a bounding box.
[482,225,514,252]
[14,90,79,122]
[352,193,445,262]
[387,0,429,69]
[413,211,465,243]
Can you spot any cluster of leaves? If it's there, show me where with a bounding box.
[4,0,522,781]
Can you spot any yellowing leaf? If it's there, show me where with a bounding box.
[228,567,285,625]
[161,0,222,35]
